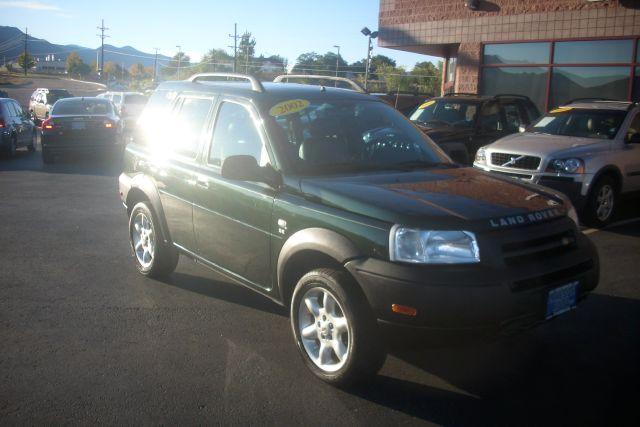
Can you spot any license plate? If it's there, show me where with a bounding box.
[546,281,578,319]
[71,121,85,130]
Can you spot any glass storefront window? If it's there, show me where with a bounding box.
[481,67,548,112]
[483,42,550,65]
[446,57,457,83]
[633,67,640,102]
[554,40,634,64]
[550,67,630,108]
[637,40,640,63]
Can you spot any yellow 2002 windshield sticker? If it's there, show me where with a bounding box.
[418,100,436,109]
[269,99,310,117]
[550,107,572,114]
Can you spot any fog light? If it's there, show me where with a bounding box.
[392,304,418,317]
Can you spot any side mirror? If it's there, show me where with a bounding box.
[627,133,640,144]
[221,155,281,187]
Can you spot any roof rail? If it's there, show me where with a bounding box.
[445,92,478,97]
[273,74,365,93]
[493,94,530,100]
[566,97,621,104]
[187,73,265,93]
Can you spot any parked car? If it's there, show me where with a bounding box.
[40,97,123,164]
[0,89,9,98]
[0,97,37,157]
[409,93,541,165]
[28,88,73,122]
[97,91,147,130]
[474,100,640,227]
[119,73,598,386]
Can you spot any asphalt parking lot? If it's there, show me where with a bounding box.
[1,143,639,426]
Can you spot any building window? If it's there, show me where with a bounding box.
[551,67,630,108]
[481,67,547,112]
[483,42,550,65]
[481,38,640,112]
[554,40,634,64]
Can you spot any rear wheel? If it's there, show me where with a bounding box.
[6,136,16,158]
[583,176,617,228]
[28,130,37,152]
[129,202,178,278]
[42,147,54,164]
[291,268,386,386]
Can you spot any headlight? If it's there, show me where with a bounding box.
[546,158,584,174]
[389,227,480,264]
[567,204,579,226]
[474,147,487,165]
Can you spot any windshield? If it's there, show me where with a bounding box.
[530,108,627,140]
[52,98,113,115]
[409,99,479,128]
[124,94,147,104]
[268,99,450,175]
[47,90,71,104]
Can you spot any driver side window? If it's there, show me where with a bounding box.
[627,113,640,140]
[480,102,503,132]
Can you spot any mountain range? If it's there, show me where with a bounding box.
[0,26,171,69]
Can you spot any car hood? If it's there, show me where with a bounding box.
[299,167,568,231]
[486,132,607,157]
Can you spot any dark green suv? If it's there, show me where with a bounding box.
[119,73,599,385]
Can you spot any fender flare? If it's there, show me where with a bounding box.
[591,165,624,193]
[127,174,173,244]
[276,228,362,299]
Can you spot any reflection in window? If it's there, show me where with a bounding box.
[483,42,549,65]
[173,97,213,158]
[633,67,640,103]
[550,67,630,108]
[481,67,547,112]
[209,102,268,167]
[554,39,634,64]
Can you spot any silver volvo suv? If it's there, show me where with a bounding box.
[473,100,640,227]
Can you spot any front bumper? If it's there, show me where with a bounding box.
[346,221,599,332]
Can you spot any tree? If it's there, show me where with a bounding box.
[197,48,233,73]
[65,51,90,78]
[129,62,148,80]
[18,52,35,71]
[292,51,348,76]
[102,61,127,81]
[411,61,442,96]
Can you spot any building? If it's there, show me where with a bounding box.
[378,0,640,112]
[34,55,67,74]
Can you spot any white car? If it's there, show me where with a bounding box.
[96,91,147,130]
[474,100,640,227]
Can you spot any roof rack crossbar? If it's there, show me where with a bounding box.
[187,73,265,93]
[493,94,529,100]
[273,74,365,93]
[446,92,478,96]
[567,98,622,104]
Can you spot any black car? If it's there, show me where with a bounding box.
[371,92,429,116]
[119,73,598,386]
[41,97,123,163]
[409,93,541,165]
[0,97,37,157]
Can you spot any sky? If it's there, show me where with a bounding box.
[0,0,437,70]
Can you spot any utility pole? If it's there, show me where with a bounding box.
[23,27,28,76]
[333,45,340,86]
[97,19,109,81]
[228,23,239,73]
[175,45,182,79]
[152,48,159,82]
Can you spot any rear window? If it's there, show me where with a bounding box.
[47,90,72,104]
[124,94,147,105]
[52,99,113,115]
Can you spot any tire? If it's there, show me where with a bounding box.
[28,130,37,152]
[42,147,54,164]
[6,136,16,158]
[290,268,386,386]
[128,202,178,278]
[583,175,617,228]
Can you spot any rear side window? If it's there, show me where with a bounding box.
[208,101,269,167]
[124,94,146,105]
[626,112,640,139]
[501,103,523,132]
[171,97,213,158]
[11,102,24,117]
[479,101,504,131]
[4,102,18,117]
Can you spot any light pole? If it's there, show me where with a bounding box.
[361,27,378,91]
[333,45,340,77]
[176,45,182,79]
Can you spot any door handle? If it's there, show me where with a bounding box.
[196,178,210,189]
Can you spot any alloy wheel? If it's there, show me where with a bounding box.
[595,184,614,222]
[132,212,155,269]
[298,287,351,372]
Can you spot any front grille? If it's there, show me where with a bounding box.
[491,170,533,180]
[502,230,577,267]
[491,152,541,170]
[511,260,594,292]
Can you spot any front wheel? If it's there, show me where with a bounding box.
[129,202,178,278]
[583,176,617,228]
[290,268,386,386]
